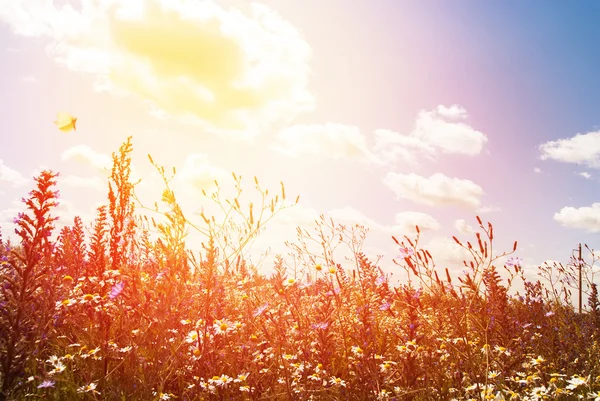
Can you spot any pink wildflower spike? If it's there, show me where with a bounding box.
[109,281,125,300]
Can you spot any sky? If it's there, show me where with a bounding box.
[0,0,599,291]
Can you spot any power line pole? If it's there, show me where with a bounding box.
[578,243,582,314]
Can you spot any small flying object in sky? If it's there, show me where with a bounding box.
[54,112,77,132]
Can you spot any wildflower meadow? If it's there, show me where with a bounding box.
[1,137,599,401]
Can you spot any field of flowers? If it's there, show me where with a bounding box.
[1,138,599,400]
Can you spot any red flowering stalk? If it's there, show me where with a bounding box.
[0,170,59,399]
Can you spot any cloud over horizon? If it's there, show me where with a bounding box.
[382,172,484,208]
[272,105,488,166]
[271,123,380,163]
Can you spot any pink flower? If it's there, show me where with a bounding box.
[398,246,414,258]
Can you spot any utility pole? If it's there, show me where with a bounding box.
[578,243,582,314]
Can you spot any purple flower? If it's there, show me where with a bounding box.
[38,380,55,389]
[505,256,523,268]
[379,302,391,311]
[375,275,386,286]
[397,246,414,259]
[109,281,125,300]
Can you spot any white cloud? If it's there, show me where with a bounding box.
[476,205,501,214]
[435,104,467,120]
[533,167,542,173]
[61,145,112,174]
[371,128,437,166]
[577,171,592,179]
[0,206,24,237]
[59,174,106,192]
[393,211,440,233]
[0,0,314,137]
[271,202,320,227]
[539,131,600,169]
[422,236,471,269]
[554,203,600,233]
[271,123,379,163]
[412,107,487,156]
[373,105,487,166]
[0,160,28,187]
[175,153,228,193]
[327,207,379,228]
[271,104,486,165]
[382,172,484,208]
[454,219,475,234]
[272,105,486,165]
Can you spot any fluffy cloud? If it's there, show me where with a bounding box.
[60,145,112,174]
[577,172,592,179]
[60,145,146,186]
[0,206,25,240]
[435,104,467,119]
[454,218,475,234]
[270,202,320,227]
[372,105,488,165]
[327,207,380,228]
[393,211,440,233]
[553,203,600,233]
[422,236,471,269]
[0,160,28,187]
[539,131,600,169]
[271,123,380,163]
[410,107,487,155]
[0,0,314,137]
[382,172,484,208]
[271,105,486,165]
[59,174,106,192]
[175,153,228,193]
[476,205,501,214]
[371,129,436,166]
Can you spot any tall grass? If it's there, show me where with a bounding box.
[0,138,599,400]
